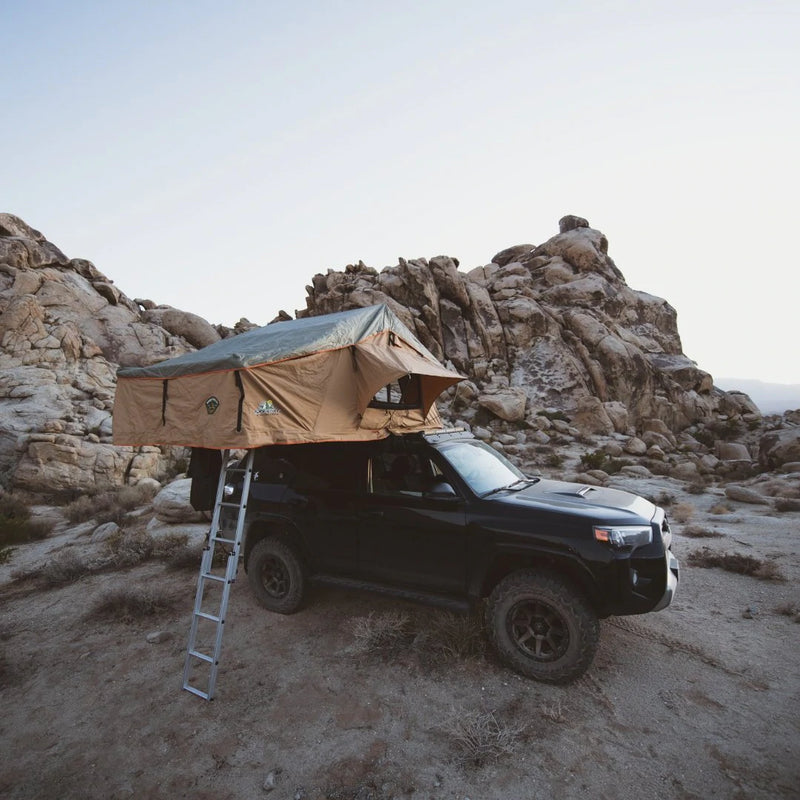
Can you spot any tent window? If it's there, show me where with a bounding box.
[368,374,422,410]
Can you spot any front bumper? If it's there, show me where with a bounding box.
[652,551,680,612]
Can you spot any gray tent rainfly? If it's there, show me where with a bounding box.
[113,304,464,449]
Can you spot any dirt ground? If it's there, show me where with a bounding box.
[1,475,799,800]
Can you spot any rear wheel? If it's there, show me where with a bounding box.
[486,570,599,684]
[247,537,305,614]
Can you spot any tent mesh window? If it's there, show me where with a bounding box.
[368,374,422,410]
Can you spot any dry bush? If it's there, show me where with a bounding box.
[671,502,695,523]
[0,494,54,546]
[65,484,155,525]
[350,611,412,657]
[87,585,176,624]
[687,548,785,581]
[350,610,486,668]
[686,482,708,495]
[709,503,732,515]
[104,529,156,567]
[412,611,486,666]
[774,498,800,512]
[774,602,800,623]
[41,550,89,586]
[682,525,723,539]
[166,544,204,570]
[540,699,565,723]
[442,709,527,767]
[151,532,190,560]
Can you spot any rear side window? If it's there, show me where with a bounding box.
[370,452,441,496]
[254,444,366,492]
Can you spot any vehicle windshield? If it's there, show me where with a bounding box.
[437,439,528,496]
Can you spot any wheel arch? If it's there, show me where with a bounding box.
[477,551,601,611]
[243,514,307,570]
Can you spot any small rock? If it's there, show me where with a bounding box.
[262,772,277,792]
[742,606,758,619]
[146,631,172,644]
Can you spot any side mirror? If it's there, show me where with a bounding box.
[426,479,457,499]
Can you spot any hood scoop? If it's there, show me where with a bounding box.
[552,485,597,498]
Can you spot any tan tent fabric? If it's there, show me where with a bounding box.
[113,304,463,449]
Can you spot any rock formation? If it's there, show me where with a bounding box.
[302,216,748,434]
[0,213,202,495]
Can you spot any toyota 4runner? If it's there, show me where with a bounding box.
[229,429,679,684]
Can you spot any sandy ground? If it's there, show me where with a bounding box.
[1,475,799,800]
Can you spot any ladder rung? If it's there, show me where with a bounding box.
[183,684,212,700]
[211,535,237,545]
[195,611,222,622]
[201,572,227,583]
[188,649,215,664]
[219,501,243,509]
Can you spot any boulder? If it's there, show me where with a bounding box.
[725,485,770,505]
[152,478,204,523]
[478,388,527,423]
[759,428,800,470]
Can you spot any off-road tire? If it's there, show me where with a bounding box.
[486,569,599,684]
[247,536,305,614]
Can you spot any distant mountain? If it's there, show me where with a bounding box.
[715,378,800,415]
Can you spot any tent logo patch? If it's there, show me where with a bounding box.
[205,396,220,415]
[255,399,280,416]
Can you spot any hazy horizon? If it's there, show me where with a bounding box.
[4,1,799,383]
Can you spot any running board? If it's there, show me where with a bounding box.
[310,574,471,614]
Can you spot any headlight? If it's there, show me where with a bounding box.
[594,525,652,549]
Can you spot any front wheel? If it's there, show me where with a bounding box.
[486,570,599,684]
[247,537,305,614]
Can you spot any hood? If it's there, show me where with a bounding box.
[494,478,656,524]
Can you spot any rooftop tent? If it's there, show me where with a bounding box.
[113,304,464,449]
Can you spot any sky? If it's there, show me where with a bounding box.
[4,0,799,384]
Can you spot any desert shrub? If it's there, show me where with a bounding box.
[580,450,607,471]
[412,612,486,665]
[545,453,564,468]
[775,498,800,512]
[350,610,486,667]
[709,503,732,515]
[671,502,695,523]
[87,586,176,624]
[104,529,156,568]
[442,709,527,767]
[0,546,14,565]
[774,603,800,623]
[166,543,204,570]
[351,611,412,657]
[540,699,565,723]
[682,525,723,539]
[0,495,54,546]
[41,550,88,586]
[64,484,154,526]
[686,482,708,495]
[151,532,190,560]
[687,548,785,581]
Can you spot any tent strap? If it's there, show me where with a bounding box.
[161,380,169,426]
[234,370,245,432]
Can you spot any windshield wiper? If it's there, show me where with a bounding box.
[481,477,539,498]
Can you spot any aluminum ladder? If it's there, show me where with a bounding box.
[182,449,254,700]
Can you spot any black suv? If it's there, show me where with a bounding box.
[232,430,678,683]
